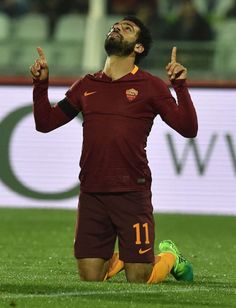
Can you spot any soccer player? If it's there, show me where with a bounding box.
[30,16,198,283]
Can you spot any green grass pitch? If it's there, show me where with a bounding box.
[0,208,235,308]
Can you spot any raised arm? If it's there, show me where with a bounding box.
[30,47,78,133]
[160,47,198,138]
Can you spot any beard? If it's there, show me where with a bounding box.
[104,34,137,57]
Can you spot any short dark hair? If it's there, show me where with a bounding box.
[123,16,152,64]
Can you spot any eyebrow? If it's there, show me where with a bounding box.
[122,22,135,29]
[113,21,135,30]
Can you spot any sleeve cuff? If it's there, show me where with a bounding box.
[33,78,49,87]
[171,79,187,89]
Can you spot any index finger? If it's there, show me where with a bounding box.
[171,46,177,63]
[37,47,46,60]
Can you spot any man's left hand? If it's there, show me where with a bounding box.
[166,46,187,81]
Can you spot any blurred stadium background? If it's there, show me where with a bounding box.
[0,0,236,81]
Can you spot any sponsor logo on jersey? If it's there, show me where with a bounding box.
[84,91,97,96]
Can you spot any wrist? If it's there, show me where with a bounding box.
[33,78,49,85]
[171,79,187,88]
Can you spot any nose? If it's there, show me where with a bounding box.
[113,23,121,32]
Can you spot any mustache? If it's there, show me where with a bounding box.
[107,28,122,38]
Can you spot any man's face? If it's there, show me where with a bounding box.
[104,20,141,57]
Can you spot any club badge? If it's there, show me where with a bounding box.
[126,88,138,102]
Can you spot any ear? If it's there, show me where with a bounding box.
[134,43,144,54]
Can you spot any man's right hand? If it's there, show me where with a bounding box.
[30,47,49,80]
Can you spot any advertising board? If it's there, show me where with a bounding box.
[0,86,235,214]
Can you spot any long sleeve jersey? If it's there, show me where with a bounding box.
[33,66,198,192]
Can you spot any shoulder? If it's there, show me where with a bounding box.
[138,69,171,95]
[138,69,167,85]
[67,76,85,92]
[67,74,95,94]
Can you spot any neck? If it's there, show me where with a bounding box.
[103,55,136,80]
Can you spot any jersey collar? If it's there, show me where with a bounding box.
[131,65,139,75]
[98,65,139,81]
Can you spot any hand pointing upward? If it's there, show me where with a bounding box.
[166,47,187,81]
[30,47,49,80]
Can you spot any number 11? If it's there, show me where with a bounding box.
[133,223,150,245]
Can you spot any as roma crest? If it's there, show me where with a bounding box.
[126,88,138,102]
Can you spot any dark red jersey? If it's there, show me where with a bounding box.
[33,66,198,192]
